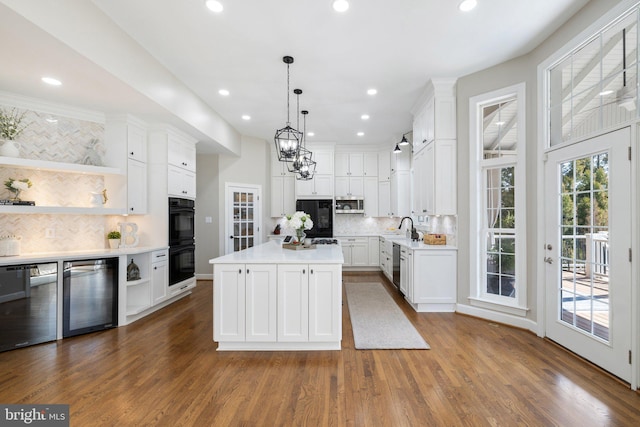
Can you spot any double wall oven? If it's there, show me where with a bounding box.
[169,197,195,287]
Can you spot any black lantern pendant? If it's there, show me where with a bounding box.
[296,110,317,181]
[274,56,303,162]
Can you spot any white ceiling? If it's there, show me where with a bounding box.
[0,0,590,153]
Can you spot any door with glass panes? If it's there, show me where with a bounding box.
[226,184,261,254]
[544,128,631,382]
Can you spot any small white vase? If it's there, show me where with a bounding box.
[108,239,120,249]
[0,139,20,157]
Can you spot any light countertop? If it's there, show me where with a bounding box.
[0,246,168,265]
[210,240,344,265]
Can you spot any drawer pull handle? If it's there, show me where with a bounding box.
[303,269,306,274]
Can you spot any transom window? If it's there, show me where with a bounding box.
[548,9,639,146]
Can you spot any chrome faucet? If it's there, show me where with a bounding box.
[398,217,419,241]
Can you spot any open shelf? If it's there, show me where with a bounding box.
[0,206,127,215]
[126,278,150,287]
[0,156,124,176]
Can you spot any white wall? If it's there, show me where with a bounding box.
[455,0,624,324]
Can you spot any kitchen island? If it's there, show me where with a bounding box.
[209,240,344,351]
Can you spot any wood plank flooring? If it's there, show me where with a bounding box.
[0,272,639,426]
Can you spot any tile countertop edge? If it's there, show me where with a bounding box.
[0,246,169,265]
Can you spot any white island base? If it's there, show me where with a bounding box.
[210,241,344,351]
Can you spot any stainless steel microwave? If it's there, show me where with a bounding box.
[335,197,364,214]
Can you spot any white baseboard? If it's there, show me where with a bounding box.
[196,273,213,280]
[456,303,539,334]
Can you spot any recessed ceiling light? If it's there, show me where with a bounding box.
[332,0,349,13]
[367,88,377,96]
[307,132,315,137]
[361,114,370,120]
[218,89,230,96]
[599,90,614,96]
[458,0,477,12]
[205,0,224,13]
[357,132,364,137]
[41,77,61,86]
[45,117,58,123]
[495,121,505,126]
[241,115,251,120]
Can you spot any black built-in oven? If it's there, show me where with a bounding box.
[295,199,333,238]
[168,198,195,286]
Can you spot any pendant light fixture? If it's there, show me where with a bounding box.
[274,56,303,162]
[399,134,409,146]
[296,110,317,181]
[392,143,402,154]
[288,89,314,173]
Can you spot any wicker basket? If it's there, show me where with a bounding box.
[423,234,446,245]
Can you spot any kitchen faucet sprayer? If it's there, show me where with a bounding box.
[398,217,420,242]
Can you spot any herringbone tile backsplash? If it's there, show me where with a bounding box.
[1,105,123,253]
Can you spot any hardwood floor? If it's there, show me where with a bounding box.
[0,272,639,426]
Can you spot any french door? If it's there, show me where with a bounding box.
[544,128,631,382]
[225,184,261,254]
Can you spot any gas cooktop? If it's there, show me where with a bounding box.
[311,238,339,245]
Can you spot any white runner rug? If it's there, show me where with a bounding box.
[345,282,430,350]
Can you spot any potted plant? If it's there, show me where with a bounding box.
[107,230,121,249]
[0,107,29,157]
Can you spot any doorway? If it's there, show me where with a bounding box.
[544,128,631,382]
[225,184,262,254]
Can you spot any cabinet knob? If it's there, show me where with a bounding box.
[310,269,314,274]
[238,269,242,274]
[154,266,158,270]
[302,269,306,274]
[130,151,134,156]
[130,207,134,211]
[247,268,250,274]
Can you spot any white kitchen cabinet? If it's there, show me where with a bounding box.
[363,152,378,177]
[151,250,168,305]
[335,176,364,197]
[127,123,148,163]
[214,264,246,341]
[296,174,333,198]
[308,264,341,342]
[368,237,379,266]
[127,158,147,214]
[411,78,457,215]
[339,237,369,267]
[270,175,295,217]
[335,153,363,177]
[391,170,410,217]
[313,150,334,175]
[399,247,409,295]
[213,263,277,342]
[168,134,196,172]
[378,180,391,216]
[391,145,410,173]
[214,262,340,346]
[406,249,457,312]
[363,177,378,217]
[416,139,456,216]
[168,164,196,199]
[105,116,149,214]
[274,263,342,343]
[246,264,278,341]
[378,151,391,181]
[379,238,393,281]
[277,264,309,341]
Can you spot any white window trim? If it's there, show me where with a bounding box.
[469,83,527,316]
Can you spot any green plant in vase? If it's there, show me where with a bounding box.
[4,178,32,201]
[0,108,29,157]
[107,230,121,249]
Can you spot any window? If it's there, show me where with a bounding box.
[548,9,639,146]
[469,84,527,314]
